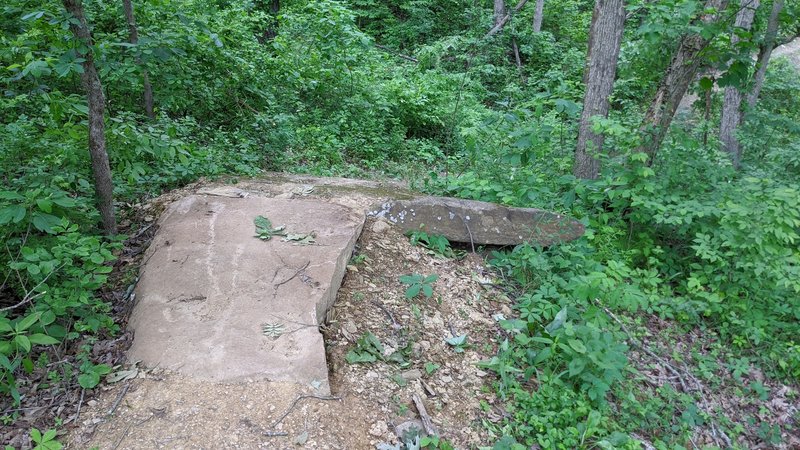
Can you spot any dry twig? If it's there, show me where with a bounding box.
[262,394,341,436]
[412,394,439,436]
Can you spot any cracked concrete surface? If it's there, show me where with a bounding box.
[127,195,364,392]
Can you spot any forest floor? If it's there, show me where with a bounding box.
[58,177,510,449]
[0,175,797,448]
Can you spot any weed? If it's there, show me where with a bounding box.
[399,273,438,300]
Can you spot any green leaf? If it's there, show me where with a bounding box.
[36,199,53,213]
[78,372,100,389]
[40,310,56,326]
[42,429,57,442]
[422,284,433,298]
[0,205,26,224]
[399,274,421,284]
[405,284,421,299]
[0,353,13,370]
[52,196,76,208]
[254,215,272,230]
[16,312,41,332]
[0,191,25,200]
[15,335,31,353]
[0,319,13,333]
[345,350,377,364]
[446,334,467,347]
[568,358,587,377]
[31,212,62,234]
[423,274,439,283]
[568,339,587,354]
[31,428,42,443]
[533,347,553,365]
[28,334,60,345]
[424,362,440,374]
[545,307,567,335]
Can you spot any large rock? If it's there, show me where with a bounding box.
[369,196,583,246]
[128,195,364,392]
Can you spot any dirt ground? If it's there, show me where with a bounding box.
[58,179,511,449]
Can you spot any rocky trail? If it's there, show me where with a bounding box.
[59,174,582,449]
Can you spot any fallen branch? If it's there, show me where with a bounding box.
[485,0,529,38]
[76,388,85,422]
[375,44,418,63]
[263,394,341,436]
[106,383,131,418]
[594,299,732,448]
[412,394,439,436]
[371,300,398,329]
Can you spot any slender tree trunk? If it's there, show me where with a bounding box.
[494,0,507,27]
[719,0,759,169]
[703,81,712,146]
[122,0,154,119]
[746,0,784,110]
[63,0,117,235]
[636,0,730,165]
[533,0,545,32]
[573,0,626,179]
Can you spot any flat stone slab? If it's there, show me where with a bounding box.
[369,196,584,246]
[128,195,364,391]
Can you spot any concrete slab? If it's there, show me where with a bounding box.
[369,196,584,246]
[128,195,364,391]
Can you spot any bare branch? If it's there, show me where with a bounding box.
[485,0,530,38]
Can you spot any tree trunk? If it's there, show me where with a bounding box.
[573,0,626,180]
[122,0,154,119]
[63,0,117,235]
[636,0,730,165]
[719,0,759,169]
[746,0,784,110]
[494,0,507,27]
[533,0,545,32]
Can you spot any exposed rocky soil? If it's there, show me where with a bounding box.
[61,215,509,449]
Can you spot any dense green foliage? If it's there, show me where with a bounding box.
[1,0,799,447]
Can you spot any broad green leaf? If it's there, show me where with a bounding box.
[423,274,439,283]
[568,339,587,354]
[16,312,41,332]
[31,212,62,234]
[0,205,26,224]
[545,307,568,335]
[405,284,421,299]
[40,310,56,326]
[15,335,31,353]
[78,372,100,389]
[0,191,24,200]
[28,334,60,345]
[36,199,53,213]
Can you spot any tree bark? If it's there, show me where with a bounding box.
[719,0,759,169]
[533,0,545,32]
[573,0,626,179]
[746,0,784,110]
[122,0,154,119]
[486,0,529,37]
[494,0,507,27]
[63,0,117,235]
[636,0,730,165]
